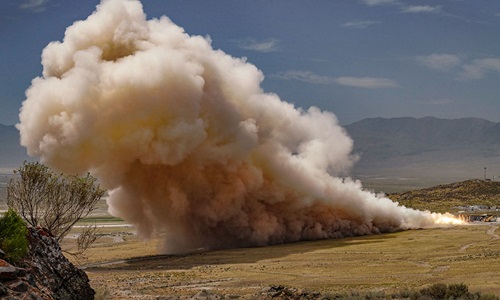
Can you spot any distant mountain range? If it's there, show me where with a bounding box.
[0,124,30,168]
[2,117,500,185]
[344,117,500,187]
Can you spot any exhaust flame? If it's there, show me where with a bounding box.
[18,0,463,253]
[433,214,465,226]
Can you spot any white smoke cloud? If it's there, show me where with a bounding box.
[18,0,461,253]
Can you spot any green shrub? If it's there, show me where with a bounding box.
[446,283,470,299]
[420,283,448,299]
[0,209,28,262]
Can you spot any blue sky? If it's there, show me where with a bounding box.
[2,0,500,125]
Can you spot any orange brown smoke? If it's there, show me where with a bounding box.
[18,0,461,253]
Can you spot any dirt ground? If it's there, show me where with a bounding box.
[73,223,500,299]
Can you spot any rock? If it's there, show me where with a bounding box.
[259,285,328,300]
[0,282,7,295]
[0,259,25,281]
[6,279,27,293]
[0,226,95,300]
[26,226,95,300]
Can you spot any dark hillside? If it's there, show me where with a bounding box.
[483,122,500,144]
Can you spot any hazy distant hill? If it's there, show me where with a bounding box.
[0,124,30,168]
[387,179,500,213]
[345,117,500,186]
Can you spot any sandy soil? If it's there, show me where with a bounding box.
[76,224,500,299]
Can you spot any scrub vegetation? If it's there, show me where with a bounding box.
[388,179,500,213]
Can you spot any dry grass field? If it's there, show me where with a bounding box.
[78,223,500,299]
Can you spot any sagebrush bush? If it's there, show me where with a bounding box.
[446,283,470,299]
[420,283,448,299]
[7,161,105,256]
[93,285,111,300]
[0,209,28,262]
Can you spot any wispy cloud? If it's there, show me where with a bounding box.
[272,70,337,85]
[415,54,462,71]
[401,5,442,14]
[335,77,399,88]
[272,70,399,89]
[20,0,50,12]
[415,54,500,81]
[341,20,381,29]
[361,1,448,17]
[233,38,280,53]
[361,0,398,6]
[457,58,500,80]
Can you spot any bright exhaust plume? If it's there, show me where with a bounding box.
[18,0,462,253]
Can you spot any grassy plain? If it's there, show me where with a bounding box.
[81,224,500,299]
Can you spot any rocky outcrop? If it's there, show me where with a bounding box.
[0,227,94,299]
[258,285,324,300]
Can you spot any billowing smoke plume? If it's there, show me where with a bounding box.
[18,0,460,253]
